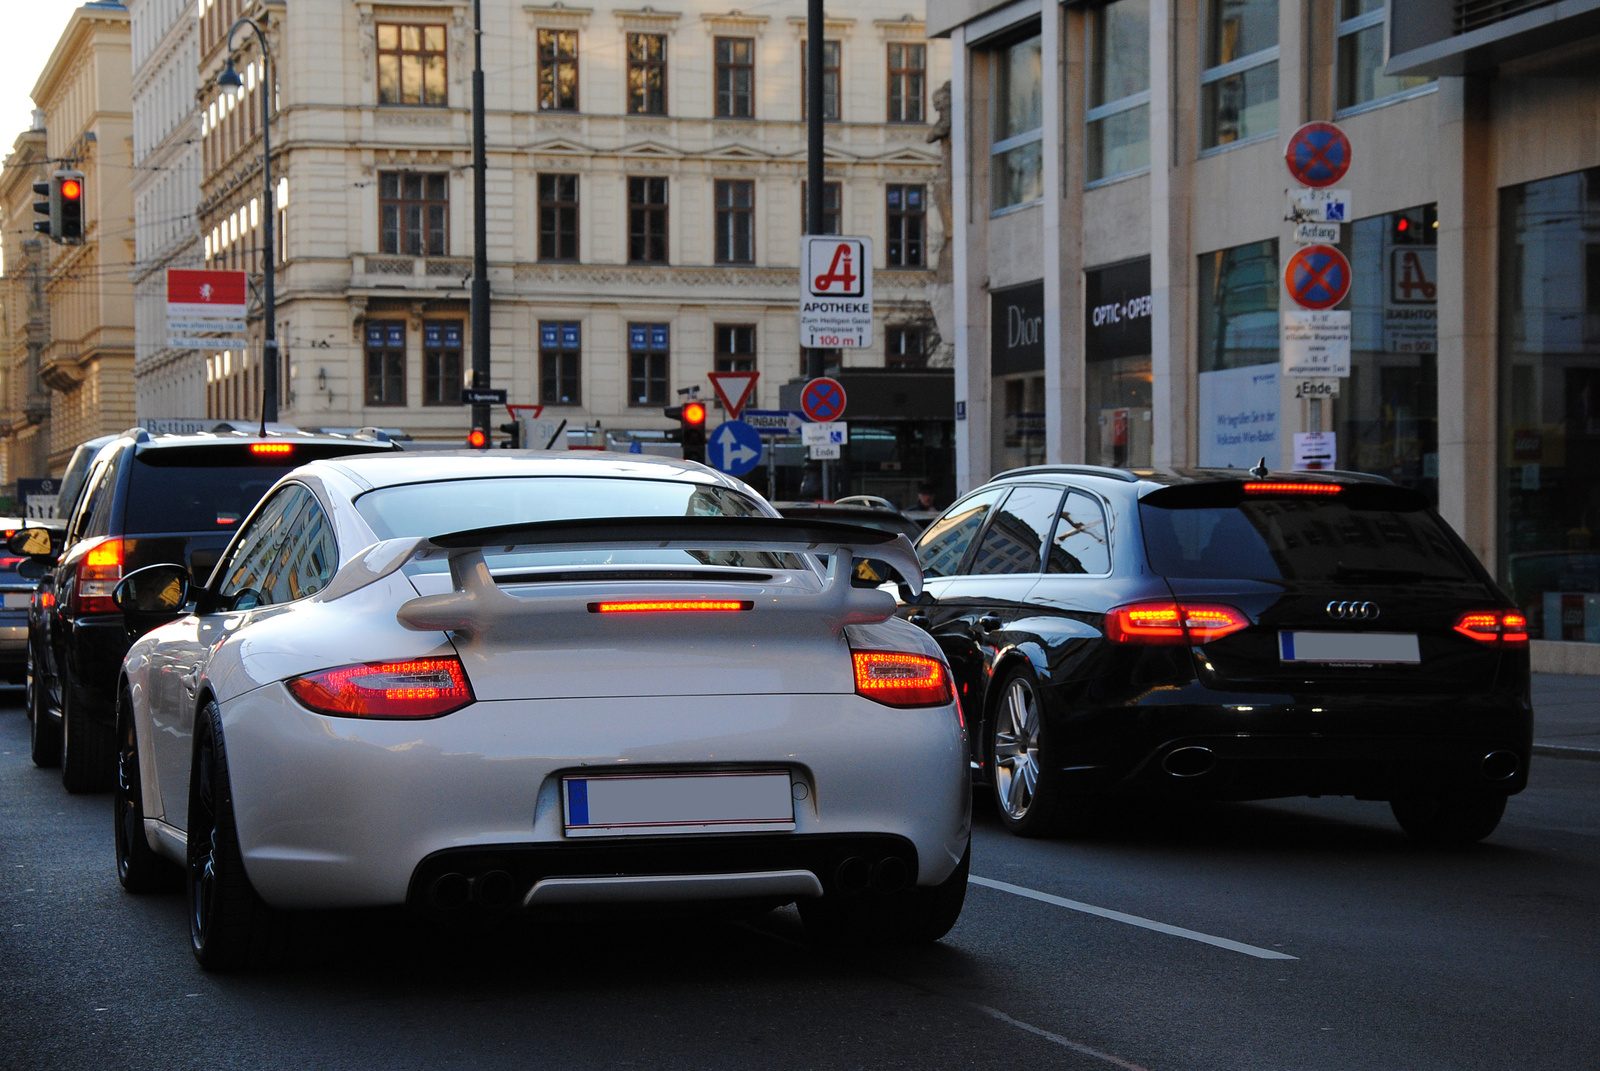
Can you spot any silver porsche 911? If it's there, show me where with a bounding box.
[104,452,970,969]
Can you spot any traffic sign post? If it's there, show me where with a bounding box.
[707,371,760,419]
[1285,122,1352,188]
[710,420,764,477]
[800,377,847,422]
[800,236,874,348]
[1284,121,1353,451]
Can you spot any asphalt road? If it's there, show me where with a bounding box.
[3,692,1597,1071]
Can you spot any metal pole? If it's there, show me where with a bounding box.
[227,19,279,427]
[801,0,826,498]
[470,0,491,444]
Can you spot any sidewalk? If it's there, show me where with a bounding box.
[1533,674,1600,761]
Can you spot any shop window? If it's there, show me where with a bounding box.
[801,181,841,235]
[887,325,927,369]
[538,174,579,261]
[1086,0,1150,183]
[627,33,667,115]
[1085,259,1154,467]
[1336,0,1432,114]
[991,282,1046,472]
[537,30,579,112]
[1498,168,1600,642]
[888,43,925,123]
[628,177,668,264]
[422,321,464,406]
[715,37,754,118]
[364,320,406,406]
[377,24,447,106]
[628,322,670,405]
[1200,0,1277,150]
[715,179,755,264]
[540,321,581,406]
[991,31,1044,211]
[801,40,841,121]
[715,324,756,372]
[1195,240,1279,467]
[379,172,447,256]
[886,185,925,267]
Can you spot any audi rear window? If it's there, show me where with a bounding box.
[1138,483,1481,583]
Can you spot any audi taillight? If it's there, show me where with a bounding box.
[71,537,123,614]
[1106,601,1250,645]
[852,651,953,708]
[1453,610,1529,647]
[286,657,474,719]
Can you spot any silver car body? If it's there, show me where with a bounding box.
[122,453,969,909]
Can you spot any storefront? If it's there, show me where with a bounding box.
[1084,258,1153,466]
[1196,240,1280,469]
[990,281,1046,472]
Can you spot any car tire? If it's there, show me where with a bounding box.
[798,840,970,946]
[187,700,286,971]
[60,688,115,794]
[27,650,60,768]
[1390,792,1508,844]
[114,689,181,893]
[987,665,1092,838]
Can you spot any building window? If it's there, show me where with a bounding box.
[364,320,406,406]
[628,323,670,406]
[423,321,464,406]
[715,37,754,118]
[886,184,925,267]
[886,325,927,369]
[991,32,1044,211]
[537,30,579,111]
[888,43,926,123]
[1200,0,1278,150]
[627,33,667,115]
[801,40,840,121]
[714,179,755,264]
[1195,240,1279,467]
[538,174,579,261]
[800,181,841,235]
[379,172,447,256]
[628,177,668,264]
[1336,0,1432,113]
[1086,0,1150,183]
[539,321,581,406]
[1085,259,1154,467]
[715,324,757,372]
[377,24,447,106]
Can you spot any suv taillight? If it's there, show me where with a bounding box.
[1453,610,1529,647]
[70,538,123,614]
[852,651,953,708]
[1106,601,1250,645]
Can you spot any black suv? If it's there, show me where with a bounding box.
[24,429,398,790]
[905,465,1531,844]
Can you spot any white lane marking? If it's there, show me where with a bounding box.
[970,875,1298,961]
[973,1004,1154,1071]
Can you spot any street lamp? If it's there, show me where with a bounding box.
[217,18,279,426]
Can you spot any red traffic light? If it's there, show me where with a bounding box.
[466,428,488,449]
[59,178,81,201]
[682,401,707,426]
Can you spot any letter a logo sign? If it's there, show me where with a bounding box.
[806,238,866,298]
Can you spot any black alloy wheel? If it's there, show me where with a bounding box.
[27,648,60,768]
[987,664,1095,838]
[1390,792,1508,845]
[186,700,285,971]
[798,840,970,946]
[114,689,180,892]
[60,687,115,794]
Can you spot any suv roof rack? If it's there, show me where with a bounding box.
[992,464,1142,483]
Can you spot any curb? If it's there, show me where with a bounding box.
[1532,744,1600,763]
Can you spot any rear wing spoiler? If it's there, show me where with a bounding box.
[315,515,924,636]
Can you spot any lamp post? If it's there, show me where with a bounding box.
[217,18,278,427]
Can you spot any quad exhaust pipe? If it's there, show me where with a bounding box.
[834,855,909,895]
[1162,746,1216,778]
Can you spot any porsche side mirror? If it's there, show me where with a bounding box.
[7,526,59,559]
[113,563,191,615]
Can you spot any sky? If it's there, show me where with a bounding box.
[0,0,96,150]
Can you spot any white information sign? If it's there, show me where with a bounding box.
[1288,188,1352,224]
[1293,222,1341,245]
[1197,364,1279,470]
[1293,378,1341,400]
[1293,431,1338,471]
[800,421,847,447]
[800,236,873,348]
[808,443,841,460]
[1282,310,1352,378]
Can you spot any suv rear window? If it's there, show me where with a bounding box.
[124,443,389,535]
[1138,483,1481,583]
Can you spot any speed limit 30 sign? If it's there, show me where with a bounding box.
[800,236,873,348]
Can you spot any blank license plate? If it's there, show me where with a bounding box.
[1279,631,1420,664]
[2,594,29,609]
[563,771,795,838]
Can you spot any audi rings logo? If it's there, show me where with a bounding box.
[1326,600,1380,621]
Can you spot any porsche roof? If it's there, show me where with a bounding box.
[310,450,751,493]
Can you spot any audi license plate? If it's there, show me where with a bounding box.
[1279,631,1420,664]
[562,771,795,838]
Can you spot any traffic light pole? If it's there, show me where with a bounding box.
[470,0,492,446]
[221,18,278,426]
[802,0,826,499]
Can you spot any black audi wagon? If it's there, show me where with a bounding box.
[902,465,1531,844]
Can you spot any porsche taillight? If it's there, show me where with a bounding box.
[286,657,474,719]
[1453,610,1529,647]
[852,651,953,708]
[1106,601,1250,645]
[71,537,123,614]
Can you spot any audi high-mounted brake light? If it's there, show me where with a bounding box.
[1243,481,1342,496]
[1453,610,1529,646]
[852,651,952,708]
[286,658,474,719]
[1106,601,1250,645]
[589,599,752,613]
[71,537,124,614]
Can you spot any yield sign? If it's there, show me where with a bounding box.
[506,403,544,421]
[707,371,759,418]
[1285,122,1352,188]
[1285,244,1351,311]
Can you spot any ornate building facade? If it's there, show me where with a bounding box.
[0,125,56,488]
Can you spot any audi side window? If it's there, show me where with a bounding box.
[968,486,1064,576]
[218,488,311,608]
[1046,491,1111,575]
[915,489,1005,578]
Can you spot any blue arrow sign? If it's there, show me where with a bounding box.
[711,420,763,476]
